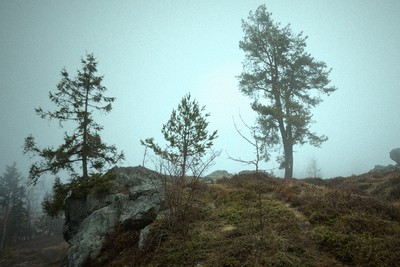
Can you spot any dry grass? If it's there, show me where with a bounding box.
[0,236,68,267]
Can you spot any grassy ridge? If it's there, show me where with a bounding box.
[93,171,400,266]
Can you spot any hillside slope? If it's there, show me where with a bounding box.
[87,171,400,266]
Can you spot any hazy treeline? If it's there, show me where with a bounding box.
[0,163,63,249]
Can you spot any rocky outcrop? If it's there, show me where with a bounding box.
[62,166,163,267]
[369,164,400,173]
[204,170,233,183]
[369,148,400,174]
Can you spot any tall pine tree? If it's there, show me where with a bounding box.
[24,53,124,183]
[238,5,336,178]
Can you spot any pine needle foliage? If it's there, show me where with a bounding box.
[23,53,124,183]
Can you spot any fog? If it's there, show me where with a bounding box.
[1,0,399,180]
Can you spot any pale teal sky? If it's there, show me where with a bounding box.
[1,0,399,178]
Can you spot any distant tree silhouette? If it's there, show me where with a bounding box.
[0,163,29,248]
[24,53,124,183]
[307,157,322,178]
[238,5,336,178]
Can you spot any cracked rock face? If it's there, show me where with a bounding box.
[62,166,163,267]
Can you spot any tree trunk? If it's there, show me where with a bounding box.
[181,127,189,182]
[271,82,293,178]
[276,115,293,178]
[82,83,90,179]
[283,142,293,178]
[1,213,8,249]
[82,150,88,179]
[1,196,10,249]
[181,143,187,184]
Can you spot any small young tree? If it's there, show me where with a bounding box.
[228,116,269,239]
[142,93,218,180]
[228,115,269,173]
[141,93,219,233]
[23,53,124,183]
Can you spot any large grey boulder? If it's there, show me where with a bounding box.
[390,148,400,165]
[62,166,163,267]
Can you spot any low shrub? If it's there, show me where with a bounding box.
[314,226,400,266]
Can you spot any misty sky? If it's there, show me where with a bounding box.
[1,0,399,180]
